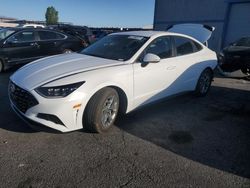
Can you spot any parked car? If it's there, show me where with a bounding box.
[92,30,108,42]
[0,28,86,72]
[9,30,217,133]
[218,36,250,75]
[50,24,94,47]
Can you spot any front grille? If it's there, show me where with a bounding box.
[9,81,39,113]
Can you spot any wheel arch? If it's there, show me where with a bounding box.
[205,66,214,78]
[81,84,129,124]
[109,86,128,115]
[88,85,129,114]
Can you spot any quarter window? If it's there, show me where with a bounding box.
[144,37,172,59]
[174,36,195,56]
[8,31,35,42]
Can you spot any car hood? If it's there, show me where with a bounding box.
[10,53,124,90]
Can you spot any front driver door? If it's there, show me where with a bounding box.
[133,36,179,108]
[4,30,40,64]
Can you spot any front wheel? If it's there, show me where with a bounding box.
[195,68,213,97]
[84,87,119,133]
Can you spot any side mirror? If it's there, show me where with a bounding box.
[4,40,15,45]
[143,53,160,64]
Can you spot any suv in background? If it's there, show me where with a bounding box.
[49,24,95,47]
[218,36,250,75]
[0,28,85,72]
[92,30,108,42]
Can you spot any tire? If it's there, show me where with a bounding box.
[63,49,73,54]
[195,68,213,97]
[84,87,119,133]
[241,68,250,76]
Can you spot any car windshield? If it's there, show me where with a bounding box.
[81,35,149,61]
[0,29,15,40]
[235,37,250,47]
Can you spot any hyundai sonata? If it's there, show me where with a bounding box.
[9,30,217,133]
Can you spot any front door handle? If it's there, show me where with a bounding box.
[30,42,39,47]
[166,66,176,70]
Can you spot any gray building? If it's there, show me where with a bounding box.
[154,0,250,51]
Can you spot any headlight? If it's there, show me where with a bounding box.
[35,81,85,98]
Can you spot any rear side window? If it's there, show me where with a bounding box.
[38,31,65,40]
[174,36,196,56]
[144,36,172,59]
[56,33,66,39]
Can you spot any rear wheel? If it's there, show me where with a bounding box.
[241,68,250,75]
[84,87,119,133]
[63,49,73,54]
[195,68,213,97]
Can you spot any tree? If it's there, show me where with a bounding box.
[45,6,59,25]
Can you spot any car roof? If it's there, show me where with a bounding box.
[4,27,48,31]
[111,30,172,37]
[111,30,205,45]
[2,27,67,33]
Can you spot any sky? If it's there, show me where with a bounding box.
[0,0,155,28]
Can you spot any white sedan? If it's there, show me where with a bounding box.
[9,29,217,133]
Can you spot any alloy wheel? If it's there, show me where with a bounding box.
[101,95,119,128]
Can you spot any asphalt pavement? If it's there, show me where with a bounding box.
[0,70,249,188]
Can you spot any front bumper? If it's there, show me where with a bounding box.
[9,82,87,132]
[11,104,61,133]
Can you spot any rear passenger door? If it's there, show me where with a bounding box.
[37,30,66,57]
[169,35,204,93]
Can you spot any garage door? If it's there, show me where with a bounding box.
[225,3,250,46]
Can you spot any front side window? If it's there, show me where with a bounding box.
[174,36,195,56]
[143,36,172,59]
[81,35,149,61]
[8,31,35,42]
[0,29,16,40]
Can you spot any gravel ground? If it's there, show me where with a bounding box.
[0,70,249,188]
